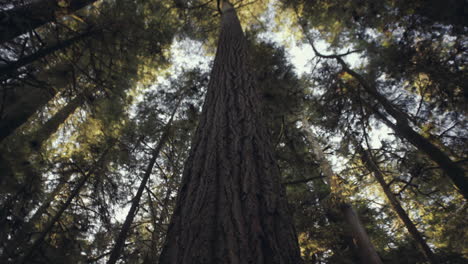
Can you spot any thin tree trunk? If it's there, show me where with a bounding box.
[159,2,302,263]
[29,93,85,150]
[16,145,111,264]
[304,30,468,199]
[302,119,383,264]
[0,30,95,77]
[0,0,97,43]
[107,106,178,264]
[359,147,438,264]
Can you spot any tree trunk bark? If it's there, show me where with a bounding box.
[107,107,177,264]
[0,0,97,44]
[359,147,438,264]
[0,30,95,77]
[158,2,302,263]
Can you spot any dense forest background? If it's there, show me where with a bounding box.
[0,0,466,263]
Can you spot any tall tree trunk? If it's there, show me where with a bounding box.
[302,119,383,264]
[304,30,468,199]
[0,30,95,77]
[158,2,302,263]
[359,147,438,264]
[107,106,178,264]
[29,93,85,150]
[340,204,383,264]
[0,0,97,44]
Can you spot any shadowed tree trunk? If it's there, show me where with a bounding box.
[302,118,383,264]
[0,84,57,143]
[158,2,302,263]
[0,0,97,44]
[359,147,438,264]
[0,63,75,143]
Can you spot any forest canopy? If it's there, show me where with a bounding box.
[0,0,466,263]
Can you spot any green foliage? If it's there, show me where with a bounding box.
[0,0,466,263]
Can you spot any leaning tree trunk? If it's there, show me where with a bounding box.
[337,57,468,200]
[158,2,302,263]
[302,118,383,264]
[0,30,95,77]
[28,93,85,150]
[0,62,75,143]
[0,0,97,44]
[0,84,57,143]
[107,105,178,264]
[303,29,468,199]
[359,147,438,264]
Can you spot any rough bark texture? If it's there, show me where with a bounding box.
[360,148,438,264]
[0,0,97,43]
[158,3,302,264]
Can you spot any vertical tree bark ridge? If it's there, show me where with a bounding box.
[0,0,97,44]
[359,147,439,264]
[159,2,302,264]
